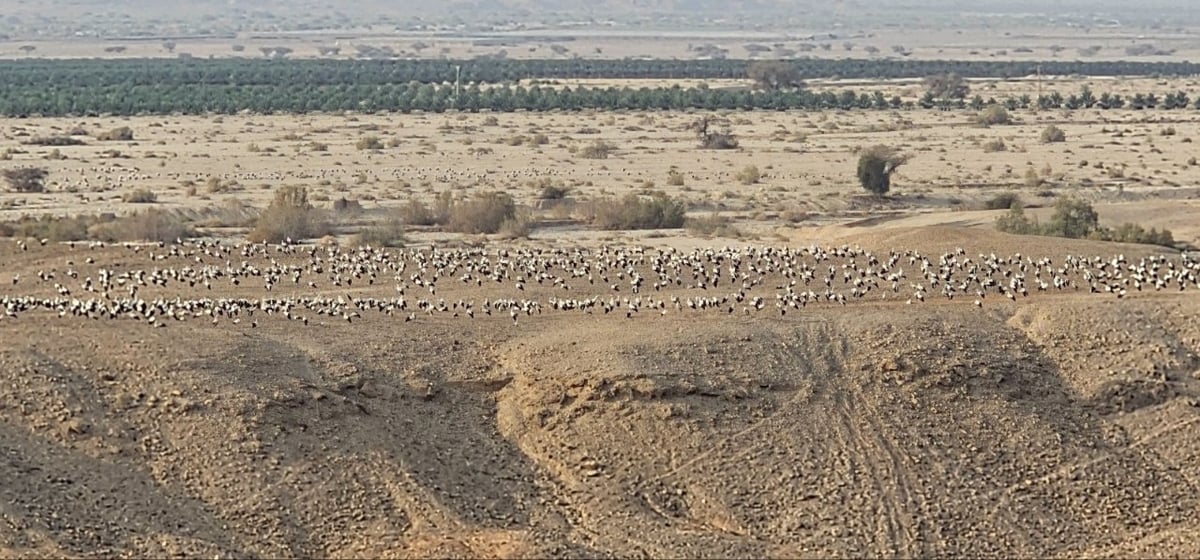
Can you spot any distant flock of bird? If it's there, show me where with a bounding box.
[1,239,1197,327]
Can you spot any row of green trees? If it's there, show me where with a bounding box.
[4,57,1200,88]
[923,88,1195,111]
[4,81,1200,117]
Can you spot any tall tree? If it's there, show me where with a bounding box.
[925,73,969,101]
[856,146,908,196]
[746,61,803,90]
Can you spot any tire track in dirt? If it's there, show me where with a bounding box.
[801,320,925,557]
[833,391,933,558]
[831,395,899,555]
[852,392,934,558]
[824,324,921,558]
[647,322,846,486]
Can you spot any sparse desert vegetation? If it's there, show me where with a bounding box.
[2,4,1200,559]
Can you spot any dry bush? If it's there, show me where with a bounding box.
[1040,125,1066,143]
[1024,167,1043,188]
[248,186,331,243]
[735,165,761,185]
[974,105,1011,126]
[782,208,810,223]
[446,192,517,234]
[982,139,1007,152]
[2,167,48,193]
[578,140,615,159]
[1,214,93,241]
[699,131,739,150]
[397,194,451,226]
[691,116,740,149]
[666,170,686,186]
[21,136,85,146]
[352,218,406,247]
[96,126,134,141]
[685,213,741,237]
[206,177,231,193]
[588,192,686,230]
[183,199,259,228]
[747,60,803,90]
[0,209,193,243]
[90,209,194,242]
[498,211,534,239]
[332,197,363,214]
[984,192,1022,210]
[356,136,384,150]
[538,184,570,200]
[122,188,158,203]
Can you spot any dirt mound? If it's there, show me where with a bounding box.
[1008,297,1200,408]
[0,240,1198,558]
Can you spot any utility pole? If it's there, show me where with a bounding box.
[1035,64,1042,113]
[454,65,462,109]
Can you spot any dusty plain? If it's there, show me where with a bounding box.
[2,76,1199,245]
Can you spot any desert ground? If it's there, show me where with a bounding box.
[3,11,1200,553]
[0,228,1198,558]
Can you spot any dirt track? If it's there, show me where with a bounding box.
[1,232,1198,558]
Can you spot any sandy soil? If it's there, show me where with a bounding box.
[0,228,1197,558]
[3,97,1199,246]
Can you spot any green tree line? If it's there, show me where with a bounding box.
[5,57,1200,88]
[3,81,1199,116]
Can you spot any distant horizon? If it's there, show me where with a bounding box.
[0,0,1194,33]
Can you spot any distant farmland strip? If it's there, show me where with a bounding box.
[2,58,1199,116]
[5,57,1200,89]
